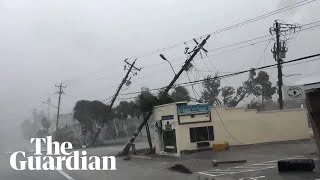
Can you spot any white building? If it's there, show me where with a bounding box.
[153,101,311,157]
[153,102,214,157]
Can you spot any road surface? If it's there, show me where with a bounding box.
[1,138,320,180]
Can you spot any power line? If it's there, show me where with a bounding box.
[59,19,320,86]
[213,106,245,145]
[178,53,320,86]
[55,83,66,131]
[177,22,320,63]
[125,0,318,61]
[115,53,320,97]
[256,36,274,67]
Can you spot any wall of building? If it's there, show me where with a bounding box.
[211,106,310,146]
[153,103,179,156]
[175,121,215,154]
[153,103,310,156]
[153,102,215,156]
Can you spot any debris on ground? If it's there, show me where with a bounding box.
[131,155,152,160]
[212,142,229,151]
[212,159,247,166]
[123,156,131,161]
[278,159,315,172]
[169,164,192,174]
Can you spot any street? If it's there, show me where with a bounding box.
[1,139,320,180]
[0,154,67,180]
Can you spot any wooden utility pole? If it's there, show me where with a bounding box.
[275,21,284,110]
[33,108,37,129]
[55,83,66,131]
[108,59,140,110]
[270,20,299,110]
[92,59,141,144]
[118,35,211,156]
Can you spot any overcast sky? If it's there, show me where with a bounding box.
[1,0,320,131]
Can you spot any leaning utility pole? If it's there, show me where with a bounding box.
[92,59,141,144]
[109,59,140,110]
[55,83,66,131]
[118,35,211,156]
[270,20,299,110]
[33,108,37,129]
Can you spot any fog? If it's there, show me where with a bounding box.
[0,0,320,149]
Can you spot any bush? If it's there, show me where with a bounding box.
[127,125,137,135]
[54,128,75,144]
[118,130,127,138]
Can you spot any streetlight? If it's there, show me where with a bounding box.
[283,74,302,77]
[159,54,177,75]
[41,101,58,109]
[42,101,59,132]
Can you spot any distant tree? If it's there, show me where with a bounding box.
[157,88,174,105]
[138,90,159,113]
[20,120,34,139]
[129,101,141,118]
[74,100,92,133]
[41,117,51,134]
[247,99,262,110]
[253,71,277,103]
[89,100,110,125]
[171,86,191,102]
[221,86,235,106]
[201,75,222,105]
[227,69,260,107]
[90,101,114,144]
[114,101,134,136]
[73,100,113,144]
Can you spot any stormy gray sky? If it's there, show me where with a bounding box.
[1,0,320,131]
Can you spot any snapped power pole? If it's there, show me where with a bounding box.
[33,108,37,129]
[270,20,300,110]
[108,59,141,110]
[92,59,141,144]
[118,35,211,156]
[55,83,66,131]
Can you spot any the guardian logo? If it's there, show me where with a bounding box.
[10,136,116,170]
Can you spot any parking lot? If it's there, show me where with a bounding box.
[197,156,320,180]
[116,139,320,180]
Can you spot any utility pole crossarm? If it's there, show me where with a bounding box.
[55,83,66,132]
[118,35,211,156]
[270,20,299,110]
[92,58,141,145]
[108,59,138,111]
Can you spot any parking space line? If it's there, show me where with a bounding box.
[56,168,76,180]
[57,169,75,180]
[51,163,76,180]
[198,156,309,178]
[198,166,277,177]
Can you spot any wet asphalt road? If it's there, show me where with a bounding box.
[1,139,320,180]
[0,154,67,180]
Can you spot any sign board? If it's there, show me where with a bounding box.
[177,104,210,115]
[161,115,174,120]
[283,85,306,100]
[82,126,87,135]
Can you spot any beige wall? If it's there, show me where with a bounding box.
[153,103,215,156]
[212,106,310,146]
[153,103,310,156]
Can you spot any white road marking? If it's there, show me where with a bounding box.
[199,166,277,177]
[198,156,309,177]
[56,168,75,180]
[51,163,76,180]
[208,169,243,172]
[239,176,265,180]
